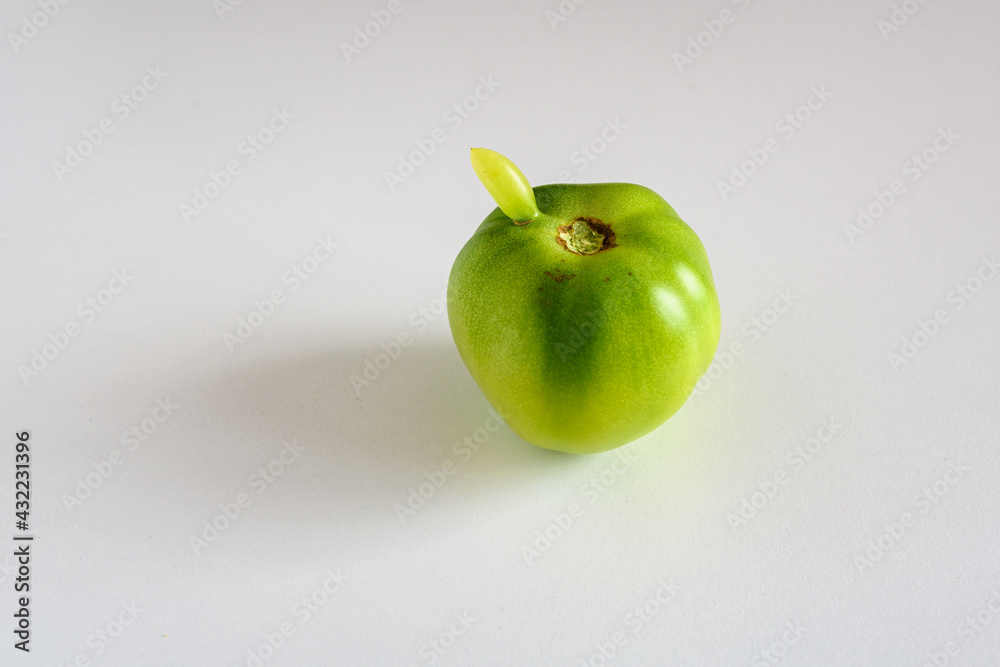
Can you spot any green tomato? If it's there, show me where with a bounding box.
[448,148,721,455]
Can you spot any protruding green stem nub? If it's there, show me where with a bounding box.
[470,148,540,224]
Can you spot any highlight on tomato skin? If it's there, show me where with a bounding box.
[448,148,721,455]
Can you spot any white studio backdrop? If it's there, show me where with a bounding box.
[1,0,999,665]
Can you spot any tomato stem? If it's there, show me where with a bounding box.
[470,148,540,224]
[557,218,616,255]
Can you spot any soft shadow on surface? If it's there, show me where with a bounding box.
[194,338,581,531]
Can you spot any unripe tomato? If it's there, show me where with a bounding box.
[448,149,721,454]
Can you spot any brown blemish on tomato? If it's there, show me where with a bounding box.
[544,269,576,282]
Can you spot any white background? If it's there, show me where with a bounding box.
[2,0,999,665]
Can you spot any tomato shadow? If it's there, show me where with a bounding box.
[195,336,577,536]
